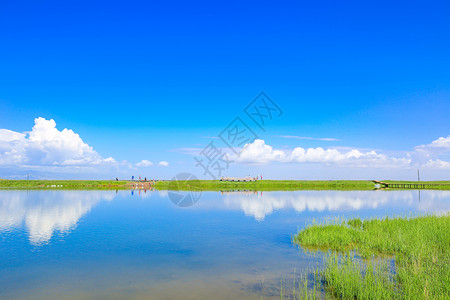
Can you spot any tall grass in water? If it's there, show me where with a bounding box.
[257,268,321,299]
[294,214,450,299]
[323,252,396,299]
[277,269,321,300]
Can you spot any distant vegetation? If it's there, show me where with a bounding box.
[1,179,449,190]
[155,180,376,191]
[0,179,134,189]
[294,214,450,299]
[155,179,450,191]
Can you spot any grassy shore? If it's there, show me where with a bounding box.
[156,179,450,191]
[294,214,450,299]
[0,179,142,189]
[155,180,376,191]
[1,179,450,190]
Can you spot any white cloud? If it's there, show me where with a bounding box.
[235,137,450,169]
[170,147,203,156]
[2,118,448,177]
[416,135,450,152]
[421,159,450,169]
[158,161,169,167]
[236,139,411,167]
[238,139,286,163]
[0,118,171,177]
[0,117,114,167]
[411,135,450,165]
[169,136,450,173]
[135,160,153,167]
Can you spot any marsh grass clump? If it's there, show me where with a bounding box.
[294,214,450,299]
[275,269,322,300]
[322,252,397,299]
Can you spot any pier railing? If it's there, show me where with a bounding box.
[373,180,450,189]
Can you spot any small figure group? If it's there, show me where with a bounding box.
[131,175,148,181]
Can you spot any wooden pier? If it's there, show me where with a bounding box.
[373,180,450,189]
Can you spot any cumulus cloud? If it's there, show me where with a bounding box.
[415,135,450,153]
[239,139,287,163]
[0,118,115,167]
[410,135,450,168]
[236,139,411,167]
[0,118,172,177]
[421,159,450,169]
[135,160,153,167]
[235,137,450,169]
[158,161,169,167]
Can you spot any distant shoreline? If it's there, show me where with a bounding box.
[1,179,450,190]
[0,179,152,190]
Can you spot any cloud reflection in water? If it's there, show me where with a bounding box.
[222,190,450,221]
[0,190,116,245]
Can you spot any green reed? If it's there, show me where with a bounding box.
[294,214,450,299]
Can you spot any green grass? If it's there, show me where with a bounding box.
[155,180,376,191]
[321,252,397,299]
[0,179,146,189]
[294,214,450,299]
[2,179,449,191]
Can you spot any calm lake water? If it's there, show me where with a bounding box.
[1,189,449,299]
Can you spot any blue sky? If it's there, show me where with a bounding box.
[0,0,449,180]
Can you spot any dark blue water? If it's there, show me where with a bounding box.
[0,189,448,299]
